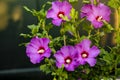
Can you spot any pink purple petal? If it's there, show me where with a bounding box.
[79,39,91,51]
[29,54,41,64]
[80,4,93,18]
[52,19,62,26]
[85,58,96,67]
[46,9,58,19]
[88,46,100,57]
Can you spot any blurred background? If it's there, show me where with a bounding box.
[0,0,117,80]
[0,0,52,80]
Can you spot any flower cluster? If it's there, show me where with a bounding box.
[54,39,100,71]
[22,0,120,79]
[26,37,100,71]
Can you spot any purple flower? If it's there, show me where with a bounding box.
[54,46,79,71]
[75,39,100,67]
[26,36,51,64]
[81,3,111,28]
[46,1,72,26]
[80,4,93,18]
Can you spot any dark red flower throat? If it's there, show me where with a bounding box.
[81,51,89,58]
[65,57,72,64]
[57,11,65,19]
[37,47,45,54]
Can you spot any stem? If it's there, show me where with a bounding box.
[114,54,120,79]
[42,20,49,38]
[75,22,80,42]
[47,58,55,71]
[61,22,66,46]
[88,24,92,38]
[77,30,80,39]
[63,35,66,46]
[114,57,117,80]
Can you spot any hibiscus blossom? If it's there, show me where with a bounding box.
[75,39,100,67]
[54,46,79,71]
[80,4,93,18]
[81,3,111,28]
[26,36,51,64]
[46,1,72,26]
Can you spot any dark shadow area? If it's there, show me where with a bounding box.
[0,0,52,79]
[0,0,37,69]
[0,67,52,80]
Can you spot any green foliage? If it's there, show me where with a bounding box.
[27,25,39,35]
[52,65,68,80]
[115,29,120,45]
[24,5,46,19]
[102,21,114,33]
[82,0,90,4]
[108,0,120,9]
[117,68,120,77]
[20,33,32,38]
[102,52,114,65]
[40,64,52,74]
[69,0,78,3]
[117,55,120,63]
[70,8,78,21]
[60,23,76,35]
[40,58,55,74]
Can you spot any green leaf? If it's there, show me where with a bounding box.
[117,55,120,63]
[24,5,46,20]
[69,0,78,3]
[40,64,51,74]
[79,36,87,41]
[102,53,114,64]
[82,22,93,32]
[100,49,109,56]
[62,23,76,36]
[20,33,32,38]
[102,21,114,33]
[53,77,57,80]
[99,49,115,65]
[102,77,113,80]
[45,23,53,32]
[82,0,90,4]
[23,6,32,12]
[50,36,63,49]
[61,71,68,79]
[117,68,120,77]
[85,68,90,74]
[70,8,78,20]
[19,42,28,46]
[27,25,39,35]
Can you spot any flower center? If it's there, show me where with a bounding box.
[96,16,103,22]
[37,47,45,54]
[65,57,72,64]
[81,51,89,58]
[57,11,65,19]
